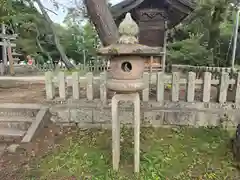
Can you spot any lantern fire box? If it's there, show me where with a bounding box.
[98,13,162,93]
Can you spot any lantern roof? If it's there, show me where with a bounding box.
[97,13,163,56]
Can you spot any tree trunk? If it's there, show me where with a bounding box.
[84,0,119,46]
[34,0,74,69]
[34,25,52,63]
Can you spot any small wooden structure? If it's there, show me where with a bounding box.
[0,24,19,75]
[110,0,195,72]
[84,0,195,72]
[111,0,195,46]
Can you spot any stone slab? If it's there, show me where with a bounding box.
[70,109,93,123]
[0,128,26,137]
[49,100,240,128]
[6,144,20,153]
[22,108,49,143]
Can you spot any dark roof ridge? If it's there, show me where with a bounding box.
[111,0,144,18]
[111,0,196,18]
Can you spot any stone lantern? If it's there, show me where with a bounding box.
[98,13,162,173]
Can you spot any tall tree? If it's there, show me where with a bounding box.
[34,0,75,69]
[84,0,119,46]
[0,0,75,69]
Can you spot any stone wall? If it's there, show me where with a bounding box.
[0,101,238,129]
[0,103,41,130]
[49,99,240,128]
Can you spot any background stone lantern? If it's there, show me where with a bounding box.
[98,13,162,173]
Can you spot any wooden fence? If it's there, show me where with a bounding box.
[45,71,240,104]
[36,63,108,74]
[171,64,234,72]
[37,62,237,76]
[37,63,162,74]
[171,64,237,79]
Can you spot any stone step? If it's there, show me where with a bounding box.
[0,116,34,122]
[0,128,26,137]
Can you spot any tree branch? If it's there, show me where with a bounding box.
[34,24,53,62]
[42,6,58,16]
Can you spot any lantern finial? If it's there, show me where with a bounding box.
[118,13,139,44]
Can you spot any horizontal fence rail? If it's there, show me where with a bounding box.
[36,63,162,74]
[171,64,238,79]
[171,64,235,73]
[45,71,240,104]
[36,63,109,74]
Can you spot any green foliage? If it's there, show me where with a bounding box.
[24,127,238,179]
[168,36,213,66]
[0,0,238,67]
[0,0,101,65]
[169,0,237,67]
[59,21,100,64]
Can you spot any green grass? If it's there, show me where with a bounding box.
[25,126,240,180]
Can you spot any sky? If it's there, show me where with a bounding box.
[40,0,123,24]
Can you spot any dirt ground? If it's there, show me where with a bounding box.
[0,81,46,104]
[0,122,77,180]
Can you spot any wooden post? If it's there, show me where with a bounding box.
[235,72,240,103]
[1,24,7,67]
[100,71,107,104]
[218,72,229,103]
[45,71,55,100]
[1,24,7,75]
[86,72,94,100]
[58,71,66,100]
[149,56,153,83]
[172,72,180,102]
[162,21,168,72]
[186,72,196,102]
[7,40,15,75]
[72,72,80,100]
[0,63,3,75]
[156,72,165,102]
[203,72,212,102]
[142,72,149,102]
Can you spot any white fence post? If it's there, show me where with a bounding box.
[218,72,229,103]
[86,72,94,100]
[203,72,211,103]
[186,72,196,102]
[72,72,80,100]
[171,72,180,102]
[142,72,149,102]
[100,71,107,103]
[156,72,164,102]
[45,71,55,100]
[58,71,66,100]
[235,72,240,103]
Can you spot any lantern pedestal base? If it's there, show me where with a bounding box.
[111,92,140,173]
[107,79,144,93]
